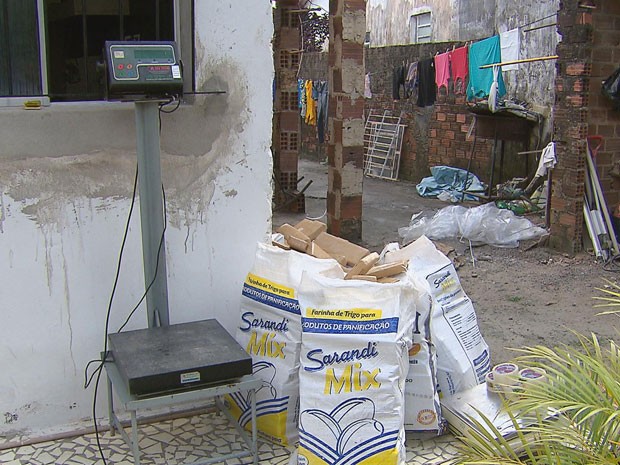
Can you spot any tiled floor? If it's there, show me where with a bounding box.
[1,411,461,465]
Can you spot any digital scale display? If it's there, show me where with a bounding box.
[104,41,183,100]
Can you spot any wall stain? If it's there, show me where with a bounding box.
[0,53,251,237]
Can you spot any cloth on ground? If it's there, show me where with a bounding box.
[364,73,373,98]
[392,65,406,100]
[416,166,486,202]
[304,79,316,126]
[417,58,437,107]
[434,52,450,90]
[405,61,418,98]
[467,35,506,101]
[449,46,468,94]
[500,28,520,71]
[314,81,329,143]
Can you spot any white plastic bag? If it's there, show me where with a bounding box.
[399,203,547,247]
[297,273,415,465]
[228,242,343,446]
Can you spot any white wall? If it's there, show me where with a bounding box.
[0,0,274,444]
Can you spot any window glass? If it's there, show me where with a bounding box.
[410,12,431,44]
[0,1,42,97]
[44,0,174,101]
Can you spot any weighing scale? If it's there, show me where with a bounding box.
[102,41,252,397]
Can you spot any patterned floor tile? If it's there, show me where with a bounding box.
[1,411,461,464]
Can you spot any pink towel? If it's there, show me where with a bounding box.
[434,52,450,90]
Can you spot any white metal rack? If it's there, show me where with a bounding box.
[363,110,406,181]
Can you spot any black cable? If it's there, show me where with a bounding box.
[87,103,170,464]
[84,164,139,465]
[159,97,181,114]
[116,185,167,334]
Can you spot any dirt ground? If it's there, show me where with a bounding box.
[273,158,620,365]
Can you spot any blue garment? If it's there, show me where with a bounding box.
[297,79,304,110]
[314,81,329,143]
[467,36,506,101]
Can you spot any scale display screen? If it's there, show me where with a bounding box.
[134,48,174,60]
[104,41,183,100]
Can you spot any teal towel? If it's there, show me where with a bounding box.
[467,35,506,101]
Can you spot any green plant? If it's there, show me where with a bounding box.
[453,284,620,465]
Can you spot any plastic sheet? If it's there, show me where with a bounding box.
[399,203,547,248]
[416,166,486,202]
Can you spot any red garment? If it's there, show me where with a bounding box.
[450,46,468,94]
[434,52,450,90]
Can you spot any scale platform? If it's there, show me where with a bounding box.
[107,319,252,397]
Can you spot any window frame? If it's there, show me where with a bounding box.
[0,0,193,107]
[409,11,432,44]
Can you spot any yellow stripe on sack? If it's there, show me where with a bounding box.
[245,273,295,298]
[305,307,382,321]
[255,411,290,447]
[298,447,331,465]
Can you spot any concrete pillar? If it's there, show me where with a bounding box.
[327,0,366,241]
[273,0,305,212]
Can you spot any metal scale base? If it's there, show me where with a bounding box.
[107,319,252,397]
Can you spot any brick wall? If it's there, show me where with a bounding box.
[588,1,620,213]
[365,43,511,184]
[550,0,616,253]
[300,44,542,185]
[272,2,305,212]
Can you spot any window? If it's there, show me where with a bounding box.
[0,0,191,103]
[409,11,431,44]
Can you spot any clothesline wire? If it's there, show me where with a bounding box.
[518,12,556,29]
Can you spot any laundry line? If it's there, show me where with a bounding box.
[479,55,558,69]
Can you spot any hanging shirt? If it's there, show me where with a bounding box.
[392,65,406,100]
[364,73,373,98]
[500,28,520,71]
[434,52,450,90]
[314,81,329,143]
[467,35,506,101]
[404,61,418,98]
[417,58,436,107]
[304,80,317,126]
[300,80,307,117]
[449,46,468,94]
[297,79,305,112]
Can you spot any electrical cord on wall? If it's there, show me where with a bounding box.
[83,164,168,464]
[83,164,138,465]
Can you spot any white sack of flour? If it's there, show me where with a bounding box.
[227,242,343,446]
[297,273,414,465]
[385,235,491,397]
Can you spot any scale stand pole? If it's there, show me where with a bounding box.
[135,100,170,328]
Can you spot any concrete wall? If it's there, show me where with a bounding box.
[366,0,458,46]
[0,0,274,444]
